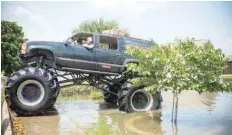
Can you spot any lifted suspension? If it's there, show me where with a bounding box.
[50,69,133,96]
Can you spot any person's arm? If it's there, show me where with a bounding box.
[87,44,94,49]
[82,44,88,47]
[83,44,94,49]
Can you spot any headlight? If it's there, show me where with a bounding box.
[21,42,27,54]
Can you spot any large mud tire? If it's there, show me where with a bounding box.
[46,77,60,109]
[103,92,118,104]
[103,84,120,104]
[118,86,162,113]
[5,67,59,116]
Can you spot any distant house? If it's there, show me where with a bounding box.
[192,39,232,74]
[223,55,232,74]
[194,39,211,46]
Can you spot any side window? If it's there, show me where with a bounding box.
[99,36,118,50]
[70,33,94,46]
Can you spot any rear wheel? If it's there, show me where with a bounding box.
[118,85,162,113]
[5,67,59,116]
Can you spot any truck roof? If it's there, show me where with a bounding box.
[98,33,152,47]
[98,33,150,42]
[71,31,152,47]
[73,31,150,42]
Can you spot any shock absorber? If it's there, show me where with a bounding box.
[37,56,44,67]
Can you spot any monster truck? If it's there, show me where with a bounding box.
[5,32,162,116]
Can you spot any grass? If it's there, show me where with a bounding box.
[90,90,104,100]
[57,85,104,103]
[59,85,93,96]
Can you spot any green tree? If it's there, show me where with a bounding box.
[126,38,232,123]
[150,38,158,46]
[1,20,25,76]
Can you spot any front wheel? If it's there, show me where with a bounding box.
[5,67,59,116]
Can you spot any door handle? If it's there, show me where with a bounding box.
[116,54,121,56]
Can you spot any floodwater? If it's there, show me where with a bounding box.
[18,80,232,135]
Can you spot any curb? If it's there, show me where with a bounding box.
[1,100,13,135]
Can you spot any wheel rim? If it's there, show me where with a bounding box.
[17,80,45,106]
[130,89,152,111]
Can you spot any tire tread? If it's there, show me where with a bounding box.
[5,67,59,116]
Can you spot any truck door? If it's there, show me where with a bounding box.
[94,35,124,73]
[57,34,96,71]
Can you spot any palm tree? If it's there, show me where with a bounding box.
[73,18,118,33]
[73,18,130,36]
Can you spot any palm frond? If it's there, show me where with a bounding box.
[75,18,119,33]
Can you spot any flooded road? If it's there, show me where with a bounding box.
[18,89,232,135]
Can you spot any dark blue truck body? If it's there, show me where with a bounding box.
[23,32,152,75]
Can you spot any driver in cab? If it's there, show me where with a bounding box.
[82,37,94,49]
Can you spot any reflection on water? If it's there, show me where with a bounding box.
[19,80,232,135]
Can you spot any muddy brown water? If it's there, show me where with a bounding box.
[16,89,232,135]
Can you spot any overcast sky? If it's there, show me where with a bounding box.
[1,1,232,55]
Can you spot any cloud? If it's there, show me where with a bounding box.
[92,0,167,16]
[14,5,52,28]
[228,38,232,44]
[12,5,57,41]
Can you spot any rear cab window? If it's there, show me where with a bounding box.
[98,35,119,51]
[119,37,152,52]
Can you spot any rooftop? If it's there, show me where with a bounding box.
[226,55,232,61]
[194,39,210,46]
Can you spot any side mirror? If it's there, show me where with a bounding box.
[64,41,72,46]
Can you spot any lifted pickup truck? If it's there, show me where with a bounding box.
[5,32,162,116]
